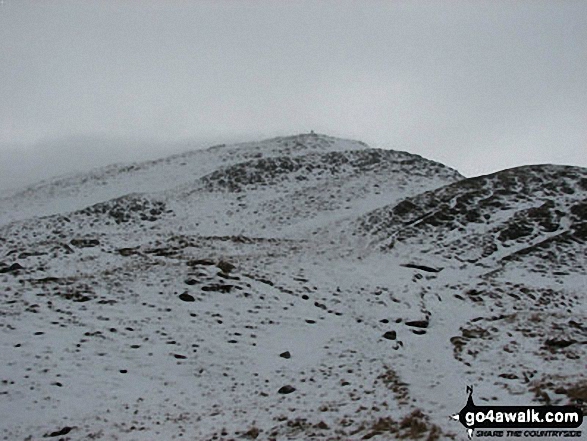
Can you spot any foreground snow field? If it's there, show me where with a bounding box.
[0,134,585,440]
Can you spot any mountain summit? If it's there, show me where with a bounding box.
[1,134,585,440]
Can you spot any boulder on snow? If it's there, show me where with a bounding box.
[179,292,195,302]
[278,385,296,394]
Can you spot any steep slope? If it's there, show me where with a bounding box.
[355,164,586,276]
[346,164,587,426]
[0,135,584,441]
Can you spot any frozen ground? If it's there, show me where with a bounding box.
[0,134,585,440]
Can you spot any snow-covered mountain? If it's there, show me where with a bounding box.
[0,134,584,440]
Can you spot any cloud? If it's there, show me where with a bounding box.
[0,0,585,185]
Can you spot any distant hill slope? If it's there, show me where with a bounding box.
[0,134,375,226]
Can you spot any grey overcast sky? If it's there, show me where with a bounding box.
[1,0,586,190]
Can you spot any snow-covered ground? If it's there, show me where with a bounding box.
[0,134,585,440]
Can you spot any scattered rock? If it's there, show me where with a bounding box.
[279,351,291,359]
[184,278,198,285]
[243,427,260,439]
[202,284,234,293]
[255,277,274,286]
[278,385,296,394]
[44,426,73,438]
[405,320,429,329]
[0,262,24,274]
[217,260,235,274]
[179,293,195,302]
[499,373,518,380]
[401,263,442,273]
[118,247,139,256]
[70,238,100,248]
[545,338,577,349]
[383,331,397,340]
[187,259,215,267]
[461,328,489,339]
[58,290,92,302]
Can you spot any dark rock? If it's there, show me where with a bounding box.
[499,373,519,380]
[0,262,24,274]
[218,272,239,280]
[173,354,187,359]
[118,247,138,256]
[405,320,429,329]
[59,291,92,302]
[187,259,215,267]
[201,284,233,293]
[148,247,178,257]
[243,427,260,439]
[33,277,61,283]
[179,293,195,302]
[462,328,489,339]
[255,277,274,286]
[278,385,296,394]
[383,331,397,340]
[401,263,443,273]
[498,222,534,242]
[279,351,291,359]
[217,260,235,273]
[184,278,198,286]
[545,338,577,349]
[44,426,73,437]
[18,251,45,258]
[70,238,100,248]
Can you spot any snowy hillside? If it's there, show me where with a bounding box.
[0,134,584,440]
[0,135,375,227]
